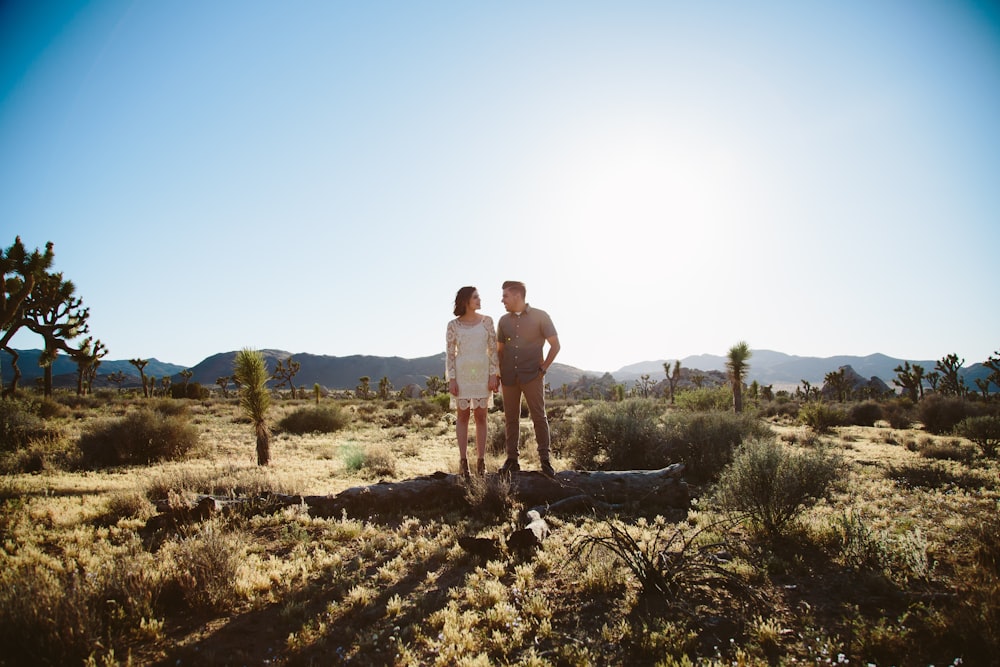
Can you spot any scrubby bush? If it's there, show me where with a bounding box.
[918,394,976,435]
[760,398,801,421]
[568,399,665,469]
[0,399,58,451]
[170,382,210,400]
[799,401,845,432]
[662,411,772,482]
[881,398,915,429]
[713,437,842,537]
[78,409,200,467]
[278,405,351,435]
[165,523,245,613]
[404,399,445,420]
[0,538,161,665]
[847,401,882,427]
[955,415,1000,458]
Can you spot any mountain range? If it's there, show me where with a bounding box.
[2,348,994,394]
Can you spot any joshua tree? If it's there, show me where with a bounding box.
[634,373,655,398]
[179,369,194,395]
[377,375,393,400]
[107,370,127,392]
[129,358,150,398]
[272,356,300,399]
[824,367,852,402]
[935,353,966,397]
[663,360,682,404]
[726,341,752,414]
[313,383,322,404]
[356,376,372,400]
[425,375,445,396]
[893,362,921,402]
[216,376,230,398]
[985,350,1000,395]
[234,348,272,465]
[72,337,107,396]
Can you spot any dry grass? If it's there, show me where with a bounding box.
[0,394,998,665]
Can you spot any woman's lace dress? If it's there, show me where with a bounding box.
[445,316,499,410]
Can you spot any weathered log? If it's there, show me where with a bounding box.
[144,465,689,531]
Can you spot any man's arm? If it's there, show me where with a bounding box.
[541,335,560,372]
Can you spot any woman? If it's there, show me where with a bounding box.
[446,286,499,478]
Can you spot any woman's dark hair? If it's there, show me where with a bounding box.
[453,286,476,316]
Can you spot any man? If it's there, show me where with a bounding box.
[496,280,560,477]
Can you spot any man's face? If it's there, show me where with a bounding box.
[501,288,522,312]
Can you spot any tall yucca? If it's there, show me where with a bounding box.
[234,348,272,465]
[726,341,752,414]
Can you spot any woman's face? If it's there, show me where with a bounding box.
[468,291,481,312]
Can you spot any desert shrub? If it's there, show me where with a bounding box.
[0,539,161,666]
[279,405,351,434]
[0,399,58,451]
[568,399,665,469]
[881,398,915,429]
[916,437,975,462]
[955,415,1000,458]
[462,473,519,520]
[405,398,445,419]
[570,516,760,615]
[54,393,104,410]
[429,392,451,413]
[674,386,732,412]
[342,443,397,477]
[662,411,772,482]
[487,413,508,456]
[760,399,801,421]
[798,401,845,432]
[36,397,69,419]
[918,394,976,435]
[166,523,245,612]
[151,398,189,417]
[847,401,882,427]
[170,382,210,400]
[78,409,200,467]
[713,437,842,537]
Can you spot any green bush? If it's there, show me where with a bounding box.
[918,394,975,435]
[799,401,845,432]
[955,415,1000,458]
[278,405,351,435]
[568,399,666,470]
[663,411,772,482]
[847,401,882,427]
[674,386,732,412]
[78,409,200,467]
[713,437,842,537]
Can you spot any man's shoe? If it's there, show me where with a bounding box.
[499,459,520,476]
[476,458,486,476]
[540,460,555,478]
[459,458,471,480]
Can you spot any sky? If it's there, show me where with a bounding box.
[2,1,999,374]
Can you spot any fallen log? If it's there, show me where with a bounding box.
[145,464,689,531]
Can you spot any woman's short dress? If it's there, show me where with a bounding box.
[445,316,499,410]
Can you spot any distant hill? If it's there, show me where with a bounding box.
[2,347,993,393]
[614,349,994,393]
[0,349,184,388]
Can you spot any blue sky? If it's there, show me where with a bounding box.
[2,1,998,373]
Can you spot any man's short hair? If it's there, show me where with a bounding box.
[502,280,526,298]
